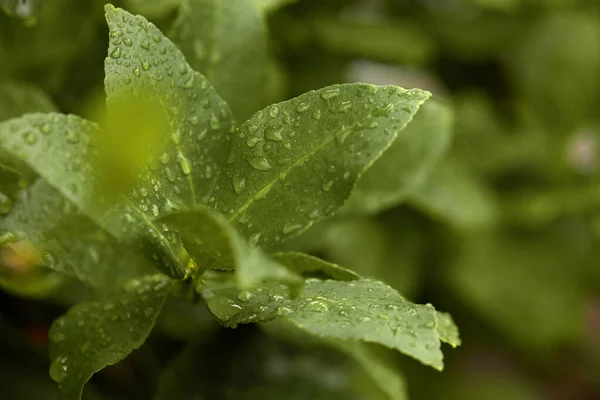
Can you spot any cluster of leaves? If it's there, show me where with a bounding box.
[0,2,463,400]
[2,0,600,399]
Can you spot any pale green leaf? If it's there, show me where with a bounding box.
[200,276,458,370]
[435,312,461,347]
[0,81,56,121]
[211,84,430,247]
[158,208,301,288]
[0,113,184,279]
[272,252,361,281]
[171,0,273,121]
[48,274,173,400]
[408,158,498,230]
[343,100,453,215]
[2,180,154,289]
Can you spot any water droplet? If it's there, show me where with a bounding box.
[80,342,91,354]
[144,307,155,317]
[264,126,284,142]
[338,310,349,317]
[209,113,220,130]
[178,154,192,175]
[321,88,340,100]
[246,137,261,148]
[188,114,200,125]
[237,291,254,302]
[322,181,333,192]
[123,38,133,47]
[269,106,279,118]
[335,129,351,145]
[66,129,80,144]
[248,124,259,133]
[311,109,321,120]
[152,204,160,216]
[41,123,52,134]
[295,102,310,113]
[23,131,37,144]
[386,304,399,311]
[248,156,272,171]
[276,306,292,316]
[207,296,242,322]
[337,101,352,113]
[249,232,261,246]
[378,314,389,320]
[305,301,329,313]
[49,357,69,383]
[110,47,122,59]
[282,223,302,235]
[232,175,246,195]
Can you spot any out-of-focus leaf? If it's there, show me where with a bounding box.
[0,81,56,121]
[211,84,429,247]
[447,230,588,348]
[0,0,43,20]
[155,330,392,400]
[343,100,453,215]
[408,158,498,230]
[171,0,275,121]
[49,274,173,400]
[254,0,296,13]
[313,17,435,65]
[511,11,600,132]
[200,275,459,370]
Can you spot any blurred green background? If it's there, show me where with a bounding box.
[1,0,600,399]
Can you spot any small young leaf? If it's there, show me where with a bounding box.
[343,100,453,215]
[211,84,430,247]
[48,274,173,400]
[435,312,461,347]
[171,0,274,121]
[158,209,301,289]
[272,252,361,281]
[200,276,458,370]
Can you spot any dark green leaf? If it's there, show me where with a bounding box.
[171,0,274,121]
[159,208,301,288]
[48,274,173,400]
[200,276,458,370]
[211,84,430,246]
[0,0,43,19]
[343,100,453,215]
[155,328,405,400]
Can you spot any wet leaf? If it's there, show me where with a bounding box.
[211,83,430,247]
[343,100,453,215]
[171,0,274,121]
[48,274,173,400]
[2,180,154,289]
[199,276,459,370]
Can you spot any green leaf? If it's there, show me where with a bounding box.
[0,81,56,121]
[211,84,430,247]
[408,158,498,230]
[200,276,458,370]
[343,100,453,215]
[155,328,404,400]
[2,180,154,289]
[48,274,173,400]
[171,0,274,121]
[272,252,361,281]
[0,113,184,279]
[447,230,587,348]
[158,208,301,288]
[434,312,461,347]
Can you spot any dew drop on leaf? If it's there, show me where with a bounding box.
[248,156,272,171]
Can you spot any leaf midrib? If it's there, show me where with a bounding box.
[227,101,404,223]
